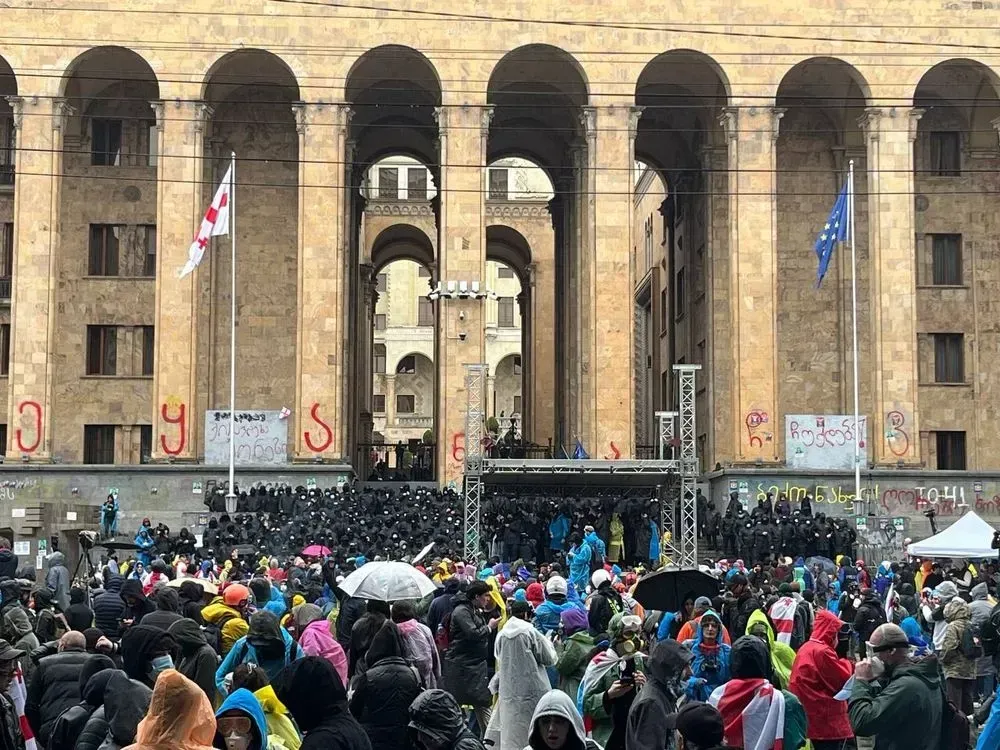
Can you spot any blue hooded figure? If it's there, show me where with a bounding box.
[134,522,155,566]
[584,528,607,565]
[792,557,814,592]
[215,687,271,749]
[649,519,660,562]
[900,615,931,656]
[682,609,731,702]
[549,513,570,552]
[568,536,592,593]
[873,561,894,598]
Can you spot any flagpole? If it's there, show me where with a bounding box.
[227,152,237,506]
[848,159,862,510]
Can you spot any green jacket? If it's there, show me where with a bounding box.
[581,653,646,747]
[556,631,594,700]
[780,689,808,750]
[848,657,943,750]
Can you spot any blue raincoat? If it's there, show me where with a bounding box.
[549,514,570,551]
[216,688,270,749]
[900,616,931,656]
[134,526,155,566]
[649,520,660,562]
[216,624,303,696]
[873,562,894,598]
[682,610,731,701]
[568,542,592,592]
[585,531,607,563]
[534,595,585,635]
[792,557,814,591]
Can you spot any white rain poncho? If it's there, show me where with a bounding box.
[493,616,558,750]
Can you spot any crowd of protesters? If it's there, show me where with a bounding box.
[0,485,991,749]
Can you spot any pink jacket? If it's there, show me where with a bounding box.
[397,618,441,689]
[299,619,349,688]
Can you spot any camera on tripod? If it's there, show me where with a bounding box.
[78,530,98,550]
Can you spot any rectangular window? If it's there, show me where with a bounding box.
[86,325,117,376]
[88,224,120,276]
[931,234,962,285]
[142,225,157,278]
[0,425,7,456]
[374,314,386,331]
[936,430,967,470]
[498,297,515,328]
[138,425,152,463]
[375,273,387,293]
[675,267,686,319]
[136,120,157,167]
[372,394,386,413]
[418,297,434,326]
[513,395,522,414]
[489,168,509,200]
[141,326,154,376]
[91,119,123,166]
[934,333,964,383]
[0,116,13,184]
[374,344,386,374]
[0,323,8,377]
[396,394,415,414]
[660,289,668,332]
[378,167,399,200]
[0,222,11,279]
[83,425,116,464]
[930,131,961,176]
[497,266,514,279]
[407,168,428,200]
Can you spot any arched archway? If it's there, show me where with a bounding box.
[633,50,729,459]
[202,49,300,417]
[775,57,871,421]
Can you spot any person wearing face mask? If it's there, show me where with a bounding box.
[847,623,943,750]
[217,611,303,697]
[525,689,602,750]
[626,639,694,750]
[683,610,731,703]
[119,624,178,689]
[580,613,646,750]
[214,687,292,750]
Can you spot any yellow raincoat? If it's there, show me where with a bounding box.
[254,684,303,750]
[746,609,795,689]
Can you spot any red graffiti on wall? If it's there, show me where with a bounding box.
[160,401,187,456]
[303,403,333,453]
[15,400,42,453]
[746,409,770,449]
[604,442,622,460]
[885,410,910,457]
[451,433,465,463]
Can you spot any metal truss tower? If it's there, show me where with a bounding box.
[675,364,701,567]
[463,364,488,560]
[655,410,681,562]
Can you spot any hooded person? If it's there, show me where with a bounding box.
[675,597,733,646]
[407,689,484,750]
[3,606,37,682]
[555,607,594,700]
[426,578,461,642]
[579,612,647,749]
[587,570,625,636]
[625,639,694,750]
[65,587,95,632]
[0,539,16,581]
[94,576,127,640]
[141,588,184,632]
[88,668,154,750]
[120,624,177,689]
[968,581,995,698]
[44,552,70,613]
[177,580,207,624]
[853,588,887,658]
[788,609,854,747]
[493,600,558,750]
[0,580,22,620]
[708,636,807,750]
[293,603,349,690]
[123,669,215,750]
[526,689,602,750]
[745,609,795,690]
[216,611,303,697]
[202,585,252,656]
[249,578,287,619]
[253,683,303,750]
[683,610,731,703]
[391,600,440,689]
[77,668,124,750]
[45,653,115,750]
[214,687,290,750]
[349,620,422,750]
[939,595,977,715]
[168,618,220,705]
[272,655,372,750]
[31,586,66,644]
[924,580,958,652]
[120,579,155,627]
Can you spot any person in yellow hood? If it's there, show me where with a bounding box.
[255,684,302,750]
[201,584,251,655]
[746,609,795,689]
[280,595,306,632]
[431,560,454,585]
[486,576,508,630]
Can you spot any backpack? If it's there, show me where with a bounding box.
[202,612,235,655]
[960,621,984,660]
[982,603,1000,657]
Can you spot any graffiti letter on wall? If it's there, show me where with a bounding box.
[160,401,187,456]
[604,442,622,460]
[14,400,41,453]
[303,403,333,453]
[451,433,465,463]
[885,410,910,458]
[746,410,770,450]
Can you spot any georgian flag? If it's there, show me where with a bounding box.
[9,662,37,750]
[178,160,233,278]
[768,596,797,646]
[710,678,785,750]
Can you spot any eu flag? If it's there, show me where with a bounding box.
[573,439,590,460]
[815,181,849,287]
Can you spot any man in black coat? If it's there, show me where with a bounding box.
[25,630,91,747]
[854,588,887,658]
[0,539,17,581]
[625,639,693,750]
[442,581,499,733]
[92,575,126,640]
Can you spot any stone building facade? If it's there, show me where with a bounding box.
[0,0,998,490]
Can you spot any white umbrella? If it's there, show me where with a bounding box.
[338,561,437,602]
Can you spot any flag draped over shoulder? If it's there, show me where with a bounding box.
[710,678,785,750]
[179,160,233,278]
[814,181,849,287]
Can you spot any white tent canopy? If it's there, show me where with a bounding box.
[907,510,998,559]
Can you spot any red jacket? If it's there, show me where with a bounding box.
[788,609,854,740]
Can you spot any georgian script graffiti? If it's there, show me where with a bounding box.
[746,409,771,449]
[303,403,333,453]
[885,410,910,458]
[14,400,42,454]
[159,398,187,456]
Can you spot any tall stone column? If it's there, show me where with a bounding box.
[863,107,921,465]
[721,104,782,462]
[582,104,638,459]
[292,102,351,460]
[571,132,591,448]
[434,102,489,483]
[4,96,70,459]
[151,99,211,461]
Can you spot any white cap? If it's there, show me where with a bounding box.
[545,575,568,596]
[591,569,611,589]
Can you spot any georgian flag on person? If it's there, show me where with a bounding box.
[178,160,233,278]
[710,678,785,750]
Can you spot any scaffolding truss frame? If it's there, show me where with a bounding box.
[674,364,701,568]
[463,363,487,560]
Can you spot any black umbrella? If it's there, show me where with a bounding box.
[632,567,720,613]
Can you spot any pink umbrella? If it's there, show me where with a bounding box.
[301,544,331,557]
